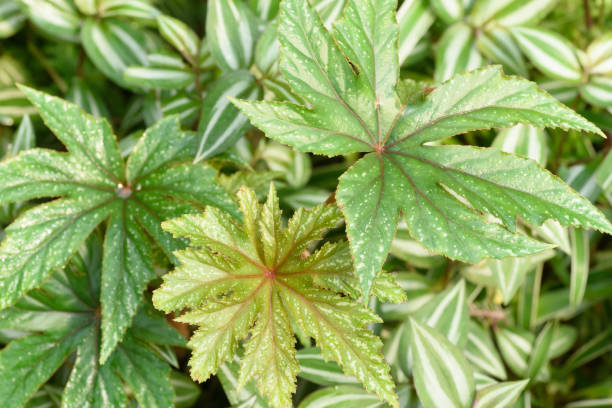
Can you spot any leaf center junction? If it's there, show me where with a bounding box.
[115,183,132,199]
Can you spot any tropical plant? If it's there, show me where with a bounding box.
[1,0,612,407]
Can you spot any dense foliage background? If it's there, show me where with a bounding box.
[1,0,612,407]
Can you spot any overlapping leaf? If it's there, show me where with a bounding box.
[0,236,186,408]
[0,88,236,362]
[153,185,398,408]
[232,0,612,296]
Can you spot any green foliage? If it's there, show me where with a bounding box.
[2,0,612,407]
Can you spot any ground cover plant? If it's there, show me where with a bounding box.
[1,0,612,407]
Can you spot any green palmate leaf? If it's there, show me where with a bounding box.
[474,380,529,408]
[195,70,261,162]
[153,185,398,408]
[409,318,475,408]
[232,0,611,297]
[81,18,149,87]
[0,88,236,363]
[206,0,259,72]
[0,236,185,408]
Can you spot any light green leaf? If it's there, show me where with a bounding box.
[527,321,555,380]
[157,15,200,64]
[586,33,612,75]
[154,186,397,408]
[517,264,542,330]
[511,27,582,82]
[570,228,590,307]
[430,0,464,24]
[397,0,434,66]
[477,28,527,77]
[581,76,612,108]
[566,398,612,408]
[299,386,385,408]
[471,0,557,26]
[465,320,507,380]
[0,0,24,38]
[98,0,160,20]
[123,66,195,89]
[410,318,475,408]
[20,0,80,41]
[195,70,261,162]
[474,380,529,408]
[435,23,483,82]
[297,348,358,386]
[207,0,259,72]
[232,0,610,297]
[81,18,149,87]
[0,89,235,364]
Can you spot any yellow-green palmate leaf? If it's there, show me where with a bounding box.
[153,185,399,408]
[0,87,236,364]
[232,0,612,296]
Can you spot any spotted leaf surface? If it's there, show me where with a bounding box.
[232,0,612,297]
[0,88,236,363]
[0,237,185,408]
[153,185,398,408]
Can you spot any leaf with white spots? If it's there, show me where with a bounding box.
[153,185,398,408]
[409,318,475,408]
[0,88,235,364]
[232,0,611,298]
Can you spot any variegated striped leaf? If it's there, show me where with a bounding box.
[218,359,270,407]
[298,386,384,408]
[474,372,497,391]
[430,0,464,24]
[511,27,582,82]
[570,228,590,307]
[81,18,149,87]
[586,32,612,75]
[66,78,111,118]
[564,328,612,371]
[249,0,280,20]
[0,0,24,38]
[397,0,434,66]
[489,249,554,305]
[527,321,555,380]
[566,398,612,408]
[477,28,527,77]
[465,320,507,380]
[495,326,533,377]
[312,0,347,28]
[20,0,80,41]
[195,71,260,162]
[492,124,548,165]
[474,380,529,408]
[280,187,330,210]
[390,222,446,269]
[596,148,612,207]
[402,39,430,67]
[410,318,475,408]
[147,52,189,69]
[123,66,195,89]
[398,280,468,376]
[207,0,259,72]
[581,76,612,108]
[381,326,408,383]
[74,0,96,14]
[549,324,577,359]
[376,272,434,321]
[488,0,557,26]
[535,219,571,254]
[157,15,200,64]
[517,264,542,330]
[538,79,579,105]
[99,0,160,20]
[261,141,312,188]
[0,87,37,125]
[170,371,201,408]
[255,22,280,75]
[7,115,35,158]
[435,23,483,82]
[297,348,358,386]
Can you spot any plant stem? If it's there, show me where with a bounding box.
[584,0,592,29]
